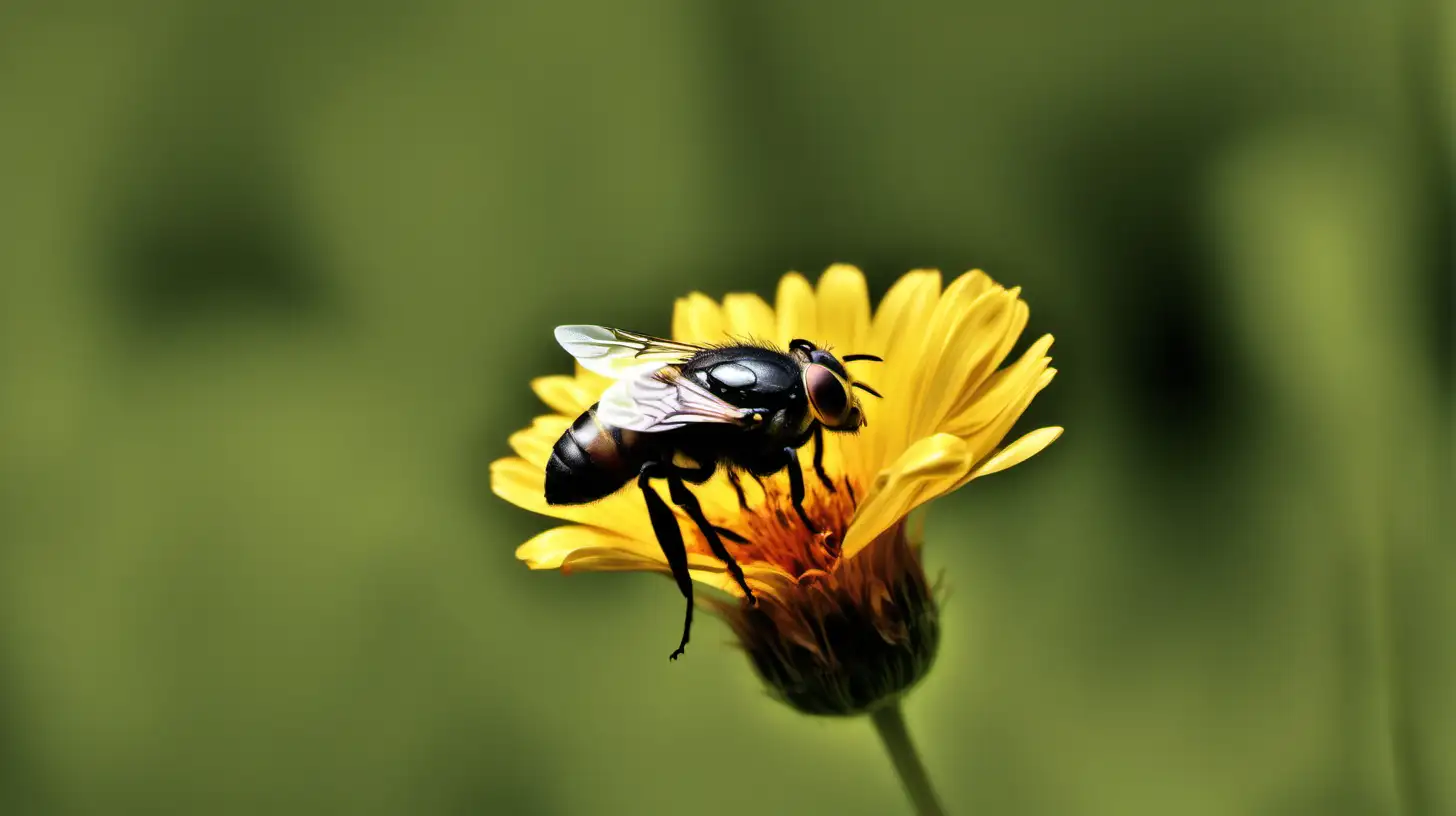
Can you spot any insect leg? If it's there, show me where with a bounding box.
[726,468,750,511]
[675,460,751,542]
[667,470,756,605]
[638,462,694,661]
[811,424,836,493]
[675,459,749,541]
[713,525,748,544]
[783,447,819,535]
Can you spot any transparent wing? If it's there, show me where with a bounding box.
[596,369,758,433]
[554,325,705,379]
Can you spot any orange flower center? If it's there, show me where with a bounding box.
[688,475,861,581]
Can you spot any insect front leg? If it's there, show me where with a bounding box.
[811,424,836,493]
[638,462,694,661]
[783,446,819,535]
[726,468,750,511]
[667,469,757,606]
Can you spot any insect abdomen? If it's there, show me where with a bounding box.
[545,404,644,505]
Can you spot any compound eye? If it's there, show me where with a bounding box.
[804,363,850,426]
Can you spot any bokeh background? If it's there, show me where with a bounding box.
[1,2,1450,814]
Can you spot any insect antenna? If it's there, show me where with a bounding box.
[852,381,883,398]
[841,353,883,363]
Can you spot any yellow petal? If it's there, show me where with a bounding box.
[490,457,652,541]
[953,269,995,300]
[815,264,871,353]
[721,293,777,343]
[870,270,941,356]
[687,559,796,598]
[514,524,790,602]
[775,272,817,345]
[912,281,1034,443]
[508,415,571,468]
[942,295,1029,424]
[517,524,659,570]
[907,285,1016,442]
[495,458,781,593]
[560,549,671,574]
[817,419,863,489]
[958,367,1058,473]
[903,270,996,386]
[531,376,596,417]
[967,426,1063,481]
[880,271,993,469]
[673,292,725,343]
[841,433,973,558]
[863,270,941,472]
[692,474,756,524]
[945,334,1054,446]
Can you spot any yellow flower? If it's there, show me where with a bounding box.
[492,264,1060,714]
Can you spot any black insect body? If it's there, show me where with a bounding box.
[543,326,883,660]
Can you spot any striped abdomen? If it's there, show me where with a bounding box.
[545,404,648,505]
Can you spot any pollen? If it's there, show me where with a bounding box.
[688,473,860,585]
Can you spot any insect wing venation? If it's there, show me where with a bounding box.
[554,325,703,379]
[596,369,756,432]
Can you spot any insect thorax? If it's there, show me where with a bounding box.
[681,347,802,406]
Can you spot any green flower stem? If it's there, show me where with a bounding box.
[869,699,948,816]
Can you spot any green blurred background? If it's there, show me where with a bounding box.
[1,2,1450,814]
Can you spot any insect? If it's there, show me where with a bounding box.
[544,325,883,660]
